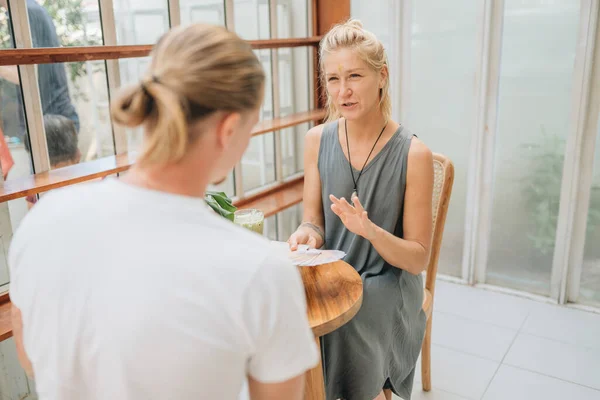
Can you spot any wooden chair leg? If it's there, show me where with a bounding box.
[421,316,432,392]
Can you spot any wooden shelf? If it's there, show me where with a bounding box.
[0,293,11,342]
[0,110,322,203]
[0,37,322,66]
[0,152,136,203]
[235,176,304,217]
[252,109,325,137]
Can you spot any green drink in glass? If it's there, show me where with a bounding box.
[233,209,264,235]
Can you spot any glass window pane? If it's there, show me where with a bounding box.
[32,1,115,164]
[0,7,35,288]
[409,1,479,277]
[278,0,311,178]
[264,214,278,240]
[485,0,580,295]
[579,118,600,306]
[0,71,34,288]
[114,0,170,45]
[234,0,269,40]
[280,46,310,178]
[242,134,276,192]
[277,203,302,241]
[233,1,277,193]
[181,0,225,26]
[277,0,308,39]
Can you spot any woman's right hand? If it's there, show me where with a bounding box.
[287,225,322,251]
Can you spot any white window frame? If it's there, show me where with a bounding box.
[558,0,600,307]
[7,0,50,173]
[407,0,600,309]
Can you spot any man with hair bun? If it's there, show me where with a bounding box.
[9,23,319,400]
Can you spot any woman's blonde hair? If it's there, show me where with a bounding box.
[111,23,265,165]
[319,18,391,123]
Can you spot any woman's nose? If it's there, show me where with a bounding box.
[340,81,352,97]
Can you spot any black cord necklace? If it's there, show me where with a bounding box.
[345,118,388,198]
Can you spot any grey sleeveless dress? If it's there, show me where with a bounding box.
[318,120,426,400]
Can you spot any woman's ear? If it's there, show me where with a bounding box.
[380,64,389,88]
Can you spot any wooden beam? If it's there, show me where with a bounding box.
[316,0,350,37]
[0,37,323,66]
[312,0,351,111]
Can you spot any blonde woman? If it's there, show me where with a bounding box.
[10,24,318,400]
[288,19,434,400]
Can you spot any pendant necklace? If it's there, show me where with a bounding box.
[345,118,388,199]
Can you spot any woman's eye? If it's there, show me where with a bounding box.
[328,77,338,82]
[350,74,361,78]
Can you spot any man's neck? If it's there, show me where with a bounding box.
[123,161,210,199]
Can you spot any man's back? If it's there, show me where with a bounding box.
[9,179,319,399]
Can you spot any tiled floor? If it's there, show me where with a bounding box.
[394,280,600,400]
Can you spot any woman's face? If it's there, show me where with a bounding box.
[323,48,385,121]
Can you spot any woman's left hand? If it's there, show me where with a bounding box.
[329,194,377,241]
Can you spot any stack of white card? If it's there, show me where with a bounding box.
[270,241,346,267]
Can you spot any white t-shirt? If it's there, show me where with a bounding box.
[9,178,319,400]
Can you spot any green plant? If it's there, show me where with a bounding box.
[521,126,600,255]
[205,191,237,222]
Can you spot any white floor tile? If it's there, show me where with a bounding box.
[414,344,498,400]
[433,281,532,330]
[483,365,600,400]
[431,311,518,362]
[521,302,600,350]
[395,386,469,400]
[504,333,600,390]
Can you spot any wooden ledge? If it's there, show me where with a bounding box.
[0,110,322,203]
[0,37,323,66]
[252,109,325,137]
[0,153,136,203]
[235,176,304,217]
[0,293,11,342]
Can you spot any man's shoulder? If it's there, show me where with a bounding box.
[26,0,50,20]
[26,0,60,46]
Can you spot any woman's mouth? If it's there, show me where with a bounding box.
[341,102,357,109]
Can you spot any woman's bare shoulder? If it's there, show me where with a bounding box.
[408,135,432,159]
[304,122,329,154]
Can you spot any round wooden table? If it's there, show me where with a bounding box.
[299,260,363,400]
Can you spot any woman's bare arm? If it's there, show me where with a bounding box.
[289,125,325,249]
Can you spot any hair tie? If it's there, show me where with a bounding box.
[141,75,161,96]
